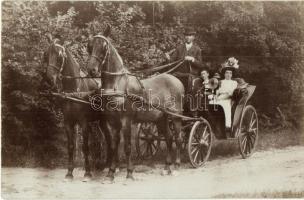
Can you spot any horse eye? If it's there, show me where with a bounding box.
[57,56,62,64]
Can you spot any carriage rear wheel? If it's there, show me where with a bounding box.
[188,121,213,168]
[136,122,160,160]
[238,105,258,158]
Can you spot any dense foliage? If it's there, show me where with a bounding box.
[2,1,304,166]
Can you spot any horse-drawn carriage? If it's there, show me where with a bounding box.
[43,30,258,180]
[136,81,258,168]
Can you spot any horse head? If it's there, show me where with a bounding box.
[44,34,67,92]
[86,24,124,78]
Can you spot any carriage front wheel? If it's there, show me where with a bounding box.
[237,105,258,158]
[188,121,213,168]
[136,122,160,160]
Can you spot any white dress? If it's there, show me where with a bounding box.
[210,79,237,128]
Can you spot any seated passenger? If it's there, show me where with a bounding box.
[201,69,210,91]
[210,57,239,130]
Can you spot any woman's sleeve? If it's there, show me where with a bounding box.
[228,81,238,96]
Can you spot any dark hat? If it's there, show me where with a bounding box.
[184,27,196,35]
[220,65,236,76]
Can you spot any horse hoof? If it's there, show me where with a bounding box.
[65,174,73,180]
[123,177,135,186]
[83,174,92,182]
[84,172,92,178]
[161,169,170,176]
[170,170,179,177]
[126,174,135,180]
[102,177,114,184]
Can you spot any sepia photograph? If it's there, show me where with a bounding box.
[1,1,304,199]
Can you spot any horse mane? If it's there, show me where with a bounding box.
[64,47,99,90]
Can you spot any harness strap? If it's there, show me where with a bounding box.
[131,59,184,74]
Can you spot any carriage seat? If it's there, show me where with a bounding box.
[208,78,252,129]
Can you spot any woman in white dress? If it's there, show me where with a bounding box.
[210,57,239,130]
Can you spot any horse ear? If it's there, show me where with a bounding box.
[103,24,111,37]
[46,33,53,43]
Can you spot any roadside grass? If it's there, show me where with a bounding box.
[213,190,304,198]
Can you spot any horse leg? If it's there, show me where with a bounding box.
[99,120,112,169]
[106,119,121,181]
[172,118,183,169]
[121,116,134,180]
[81,121,92,180]
[157,116,173,175]
[65,122,75,179]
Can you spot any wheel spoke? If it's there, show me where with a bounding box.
[250,119,257,129]
[250,127,257,132]
[141,143,147,156]
[242,136,247,153]
[202,125,207,137]
[193,148,200,164]
[194,132,201,143]
[249,112,254,125]
[191,146,199,155]
[151,142,157,154]
[246,136,252,154]
[250,131,257,141]
[202,130,210,141]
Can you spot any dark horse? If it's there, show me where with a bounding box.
[44,36,110,181]
[86,28,185,180]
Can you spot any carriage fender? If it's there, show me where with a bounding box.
[232,85,256,133]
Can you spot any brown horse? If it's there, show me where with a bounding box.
[86,28,185,180]
[44,36,110,181]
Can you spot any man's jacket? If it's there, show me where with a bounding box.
[170,43,203,77]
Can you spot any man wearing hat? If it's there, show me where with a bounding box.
[165,27,203,115]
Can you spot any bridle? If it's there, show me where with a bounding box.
[47,43,66,80]
[89,35,111,74]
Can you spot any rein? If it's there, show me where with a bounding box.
[90,34,185,79]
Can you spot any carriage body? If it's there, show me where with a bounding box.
[136,82,259,167]
[203,84,257,139]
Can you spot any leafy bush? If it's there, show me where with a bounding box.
[2,1,303,167]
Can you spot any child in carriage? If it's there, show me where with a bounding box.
[209,57,239,131]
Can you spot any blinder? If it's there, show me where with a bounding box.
[87,41,93,55]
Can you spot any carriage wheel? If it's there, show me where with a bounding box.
[136,122,160,160]
[188,121,213,168]
[238,105,258,158]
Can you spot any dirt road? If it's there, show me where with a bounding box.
[2,146,304,199]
